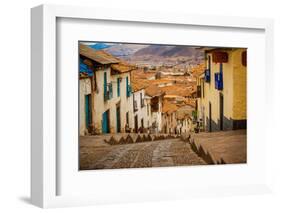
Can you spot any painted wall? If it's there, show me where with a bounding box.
[92,67,133,134]
[162,111,177,134]
[197,48,247,131]
[177,118,191,134]
[79,78,92,136]
[232,49,247,120]
[133,89,148,131]
[151,96,163,133]
[144,97,152,128]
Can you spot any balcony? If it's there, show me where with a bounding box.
[204,69,210,83]
[215,72,223,90]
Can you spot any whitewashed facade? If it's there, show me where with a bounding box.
[79,44,134,135]
[79,77,92,136]
[132,89,148,132]
[92,68,133,134]
[150,96,163,133]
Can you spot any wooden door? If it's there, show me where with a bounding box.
[134,115,138,133]
[209,102,212,132]
[116,105,121,133]
[102,110,110,133]
[220,93,224,130]
[85,94,91,129]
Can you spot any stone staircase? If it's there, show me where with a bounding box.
[183,130,246,165]
[104,133,180,145]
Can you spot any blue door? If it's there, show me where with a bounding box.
[102,110,110,133]
[85,95,91,129]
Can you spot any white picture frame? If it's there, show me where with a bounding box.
[31,4,274,208]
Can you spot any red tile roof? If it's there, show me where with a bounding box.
[162,101,178,114]
[79,44,119,64]
[131,78,150,92]
[111,63,135,73]
[145,84,164,97]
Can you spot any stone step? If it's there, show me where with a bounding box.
[105,133,181,145]
[189,130,246,164]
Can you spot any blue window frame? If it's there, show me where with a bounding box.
[215,63,223,90]
[126,76,131,97]
[205,69,210,82]
[204,55,211,83]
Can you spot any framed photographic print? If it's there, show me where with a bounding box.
[31,4,274,208]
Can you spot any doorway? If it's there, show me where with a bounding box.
[102,110,110,133]
[116,105,121,133]
[219,93,224,130]
[85,94,92,130]
[134,115,138,133]
[209,102,212,132]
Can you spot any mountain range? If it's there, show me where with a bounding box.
[133,45,203,58]
[87,43,203,63]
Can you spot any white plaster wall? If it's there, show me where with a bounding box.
[79,78,92,136]
[118,73,133,132]
[198,51,237,129]
[144,97,152,128]
[92,67,133,133]
[133,89,147,130]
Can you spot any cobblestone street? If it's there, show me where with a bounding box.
[80,137,206,170]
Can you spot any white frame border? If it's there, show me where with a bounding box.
[31,4,274,208]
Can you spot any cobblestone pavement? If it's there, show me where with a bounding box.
[80,137,206,170]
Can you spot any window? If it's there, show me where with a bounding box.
[140,93,144,108]
[117,78,120,97]
[204,55,211,83]
[133,94,138,112]
[126,76,131,97]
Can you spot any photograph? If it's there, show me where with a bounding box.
[79,42,247,170]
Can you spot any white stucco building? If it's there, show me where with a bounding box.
[79,77,92,136]
[79,44,134,135]
[145,85,164,133]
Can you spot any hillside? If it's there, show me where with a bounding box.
[133,45,203,58]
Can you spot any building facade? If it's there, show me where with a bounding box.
[145,85,164,133]
[79,44,134,135]
[132,88,148,132]
[79,77,93,136]
[196,48,247,132]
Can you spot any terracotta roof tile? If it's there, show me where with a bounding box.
[190,63,205,77]
[145,84,164,97]
[160,85,191,97]
[162,101,179,114]
[176,105,194,119]
[111,63,135,73]
[131,69,156,80]
[79,44,119,64]
[131,78,150,92]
